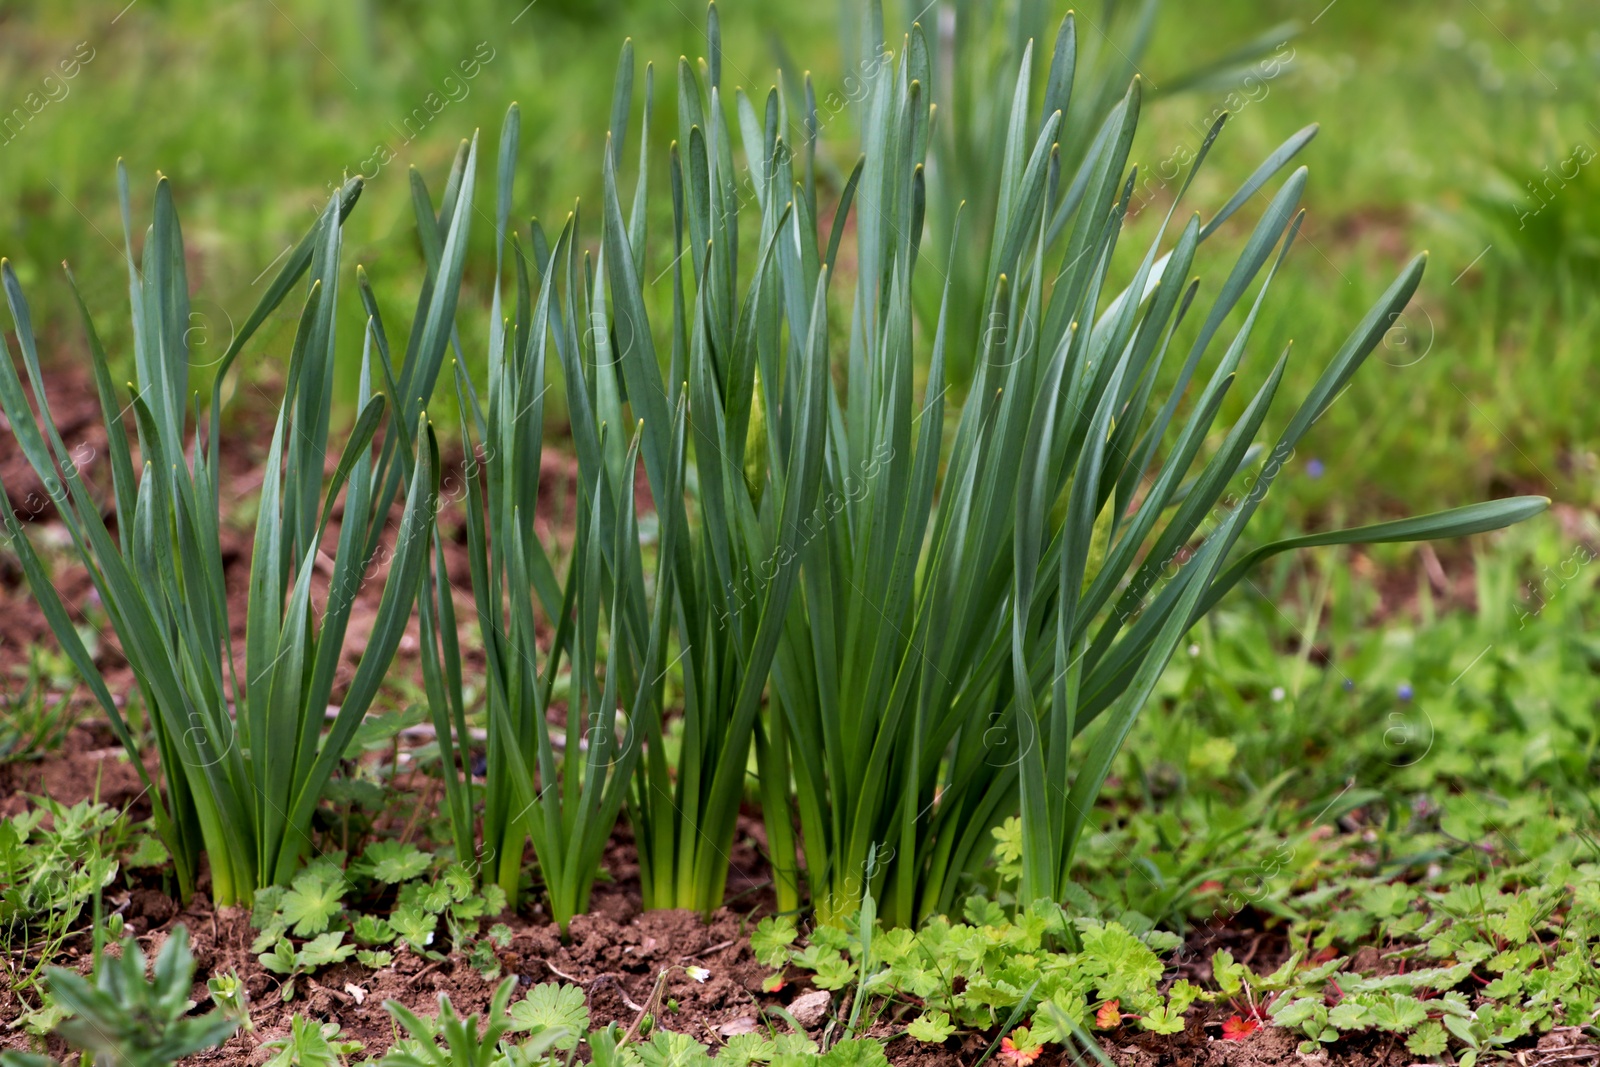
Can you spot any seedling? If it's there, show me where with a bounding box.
[40,925,237,1067]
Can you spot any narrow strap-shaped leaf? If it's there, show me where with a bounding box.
[1199,497,1551,617]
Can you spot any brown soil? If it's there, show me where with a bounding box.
[0,721,155,819]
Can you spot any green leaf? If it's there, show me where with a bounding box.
[717,1033,777,1066]
[279,873,346,936]
[1078,923,1165,1001]
[815,1039,889,1067]
[360,841,432,884]
[809,953,857,991]
[750,916,799,968]
[1369,994,1429,1033]
[1328,999,1374,1031]
[507,982,588,1050]
[634,1030,711,1067]
[1140,1006,1186,1035]
[389,906,436,952]
[441,863,475,902]
[906,1011,956,1043]
[1211,949,1247,998]
[296,932,355,969]
[125,835,170,869]
[1407,1021,1449,1057]
[259,938,299,976]
[352,914,395,946]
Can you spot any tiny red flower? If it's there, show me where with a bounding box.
[1221,1015,1260,1041]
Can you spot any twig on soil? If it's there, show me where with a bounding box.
[543,960,585,985]
[408,959,448,987]
[1241,931,1266,968]
[308,977,354,1005]
[398,779,439,847]
[585,973,646,1013]
[622,970,672,1047]
[682,938,734,961]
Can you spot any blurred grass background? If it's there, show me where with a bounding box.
[0,0,1594,521]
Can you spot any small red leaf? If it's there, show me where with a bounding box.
[1095,1000,1122,1029]
[998,1035,1043,1066]
[1221,1015,1260,1041]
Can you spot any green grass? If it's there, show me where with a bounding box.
[0,0,829,421]
[2,1,1592,522]
[1126,1,1600,514]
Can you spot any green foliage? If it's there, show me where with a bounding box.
[249,847,507,997]
[0,646,77,762]
[507,982,590,1050]
[279,868,349,937]
[0,1053,57,1067]
[399,97,675,926]
[405,0,1539,928]
[749,916,799,968]
[904,1011,955,1043]
[376,977,567,1067]
[0,799,150,994]
[207,969,253,1032]
[897,0,1297,385]
[769,900,1188,1040]
[764,797,1600,1060]
[359,841,433,885]
[258,931,356,1002]
[1259,822,1600,1056]
[262,1017,365,1067]
[40,926,237,1067]
[0,167,445,905]
[726,1,1541,926]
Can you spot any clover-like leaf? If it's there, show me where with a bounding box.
[717,1033,776,1067]
[809,951,858,991]
[259,938,299,976]
[635,1030,712,1067]
[441,862,475,901]
[1369,994,1428,1034]
[351,914,394,946]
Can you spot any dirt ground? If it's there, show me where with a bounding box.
[1,726,1548,1067]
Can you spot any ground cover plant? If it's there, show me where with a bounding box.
[0,1,1592,1066]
